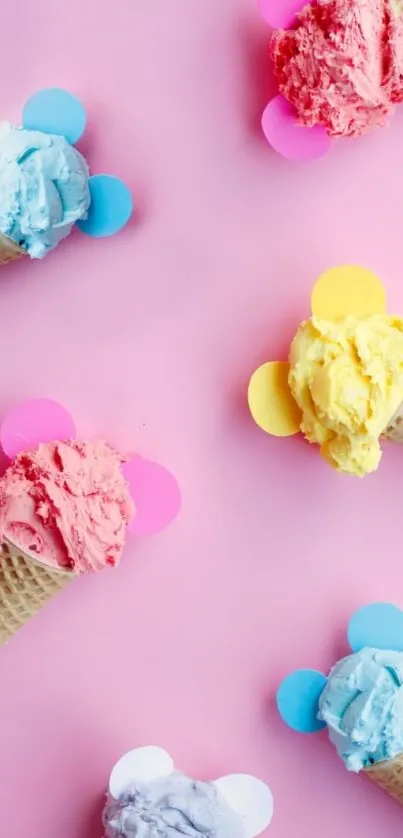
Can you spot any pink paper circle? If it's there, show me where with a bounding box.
[258,0,305,28]
[262,95,332,161]
[122,456,181,536]
[1,399,76,459]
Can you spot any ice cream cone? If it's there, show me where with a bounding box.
[365,753,403,805]
[0,540,72,645]
[383,403,403,442]
[0,232,25,265]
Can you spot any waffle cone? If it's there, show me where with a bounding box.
[0,232,25,265]
[365,753,403,805]
[0,541,72,645]
[383,402,403,442]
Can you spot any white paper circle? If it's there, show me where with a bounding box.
[214,774,274,837]
[109,746,174,798]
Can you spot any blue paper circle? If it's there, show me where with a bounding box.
[277,669,327,733]
[77,175,133,237]
[22,88,86,145]
[348,603,403,653]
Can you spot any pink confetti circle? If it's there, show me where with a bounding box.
[258,0,305,28]
[262,95,332,161]
[1,399,76,459]
[122,456,181,536]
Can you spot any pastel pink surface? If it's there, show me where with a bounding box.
[258,0,304,28]
[0,398,76,459]
[1,2,403,838]
[262,95,332,161]
[122,457,181,535]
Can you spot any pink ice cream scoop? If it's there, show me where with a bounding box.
[0,399,182,576]
[0,440,134,574]
[0,400,182,646]
[271,0,403,139]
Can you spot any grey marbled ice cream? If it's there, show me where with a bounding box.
[103,772,244,837]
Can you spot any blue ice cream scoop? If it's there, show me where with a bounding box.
[103,773,245,838]
[0,121,90,258]
[319,647,403,771]
[277,603,403,777]
[0,88,133,260]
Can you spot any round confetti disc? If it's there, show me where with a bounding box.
[248,362,301,437]
[262,96,332,162]
[77,174,133,237]
[258,0,305,28]
[1,399,76,459]
[311,266,386,320]
[22,88,86,145]
[348,603,403,653]
[122,456,181,535]
[277,669,327,732]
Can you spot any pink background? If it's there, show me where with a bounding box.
[1,0,403,836]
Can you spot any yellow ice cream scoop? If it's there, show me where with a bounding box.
[288,315,403,476]
[248,265,403,477]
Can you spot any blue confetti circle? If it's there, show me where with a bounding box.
[277,669,327,733]
[22,88,86,145]
[78,174,133,237]
[348,603,403,653]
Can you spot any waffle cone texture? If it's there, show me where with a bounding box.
[384,402,403,442]
[0,232,25,265]
[365,753,403,805]
[0,541,71,644]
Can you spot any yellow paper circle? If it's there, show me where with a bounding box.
[248,361,301,437]
[311,266,386,320]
